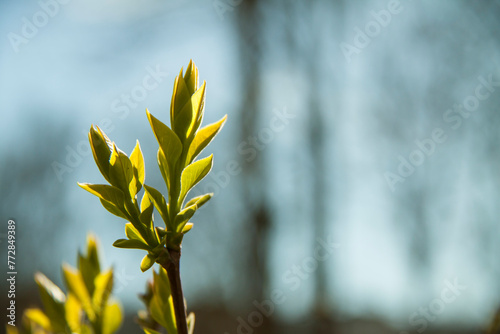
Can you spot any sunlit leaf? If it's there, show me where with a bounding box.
[62,264,95,321]
[181,223,193,234]
[184,193,213,210]
[108,143,134,196]
[173,81,206,140]
[92,270,113,313]
[113,239,150,251]
[174,204,197,232]
[147,110,182,170]
[65,293,83,332]
[130,140,145,196]
[179,155,213,205]
[89,125,113,183]
[140,254,156,272]
[144,185,170,227]
[157,148,170,190]
[78,183,127,215]
[150,267,177,334]
[186,115,227,164]
[102,302,122,334]
[24,309,51,331]
[34,273,68,333]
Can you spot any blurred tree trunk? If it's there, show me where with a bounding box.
[235,1,273,330]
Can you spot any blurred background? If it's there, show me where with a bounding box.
[2,0,500,333]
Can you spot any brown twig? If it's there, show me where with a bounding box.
[158,248,188,334]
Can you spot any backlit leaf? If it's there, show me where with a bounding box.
[147,110,182,170]
[179,155,213,205]
[102,302,122,334]
[186,115,227,164]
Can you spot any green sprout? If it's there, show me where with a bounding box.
[78,60,226,334]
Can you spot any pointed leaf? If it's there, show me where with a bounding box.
[34,273,69,333]
[174,204,197,231]
[157,148,170,190]
[170,70,191,124]
[125,223,147,243]
[184,193,213,210]
[150,267,177,333]
[184,60,198,95]
[147,110,182,169]
[100,198,129,220]
[140,254,156,272]
[92,270,113,313]
[143,329,162,334]
[62,264,95,321]
[187,115,227,163]
[65,293,83,332]
[144,185,170,227]
[173,81,206,140]
[24,309,51,331]
[78,183,127,214]
[108,143,134,196]
[130,140,145,195]
[102,302,123,334]
[113,238,150,251]
[89,125,113,182]
[181,223,193,234]
[179,155,213,205]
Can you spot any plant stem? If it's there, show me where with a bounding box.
[159,248,188,334]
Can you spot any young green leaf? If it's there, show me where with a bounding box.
[130,140,145,195]
[78,183,127,215]
[184,193,213,210]
[186,115,227,164]
[150,267,177,334]
[141,254,156,272]
[144,185,170,227]
[181,223,193,234]
[174,204,197,232]
[24,309,51,331]
[179,155,213,206]
[113,239,151,251]
[173,81,206,140]
[62,264,95,321]
[147,109,183,169]
[102,302,123,334]
[108,143,134,196]
[157,149,171,190]
[92,270,113,313]
[34,273,69,333]
[89,125,113,183]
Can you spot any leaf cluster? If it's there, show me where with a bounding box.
[7,235,122,334]
[78,60,226,272]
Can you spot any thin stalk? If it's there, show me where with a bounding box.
[158,249,188,334]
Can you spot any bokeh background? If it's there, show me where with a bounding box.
[2,0,500,333]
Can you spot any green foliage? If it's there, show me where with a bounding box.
[137,267,196,334]
[77,60,226,334]
[7,235,122,334]
[79,60,226,270]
